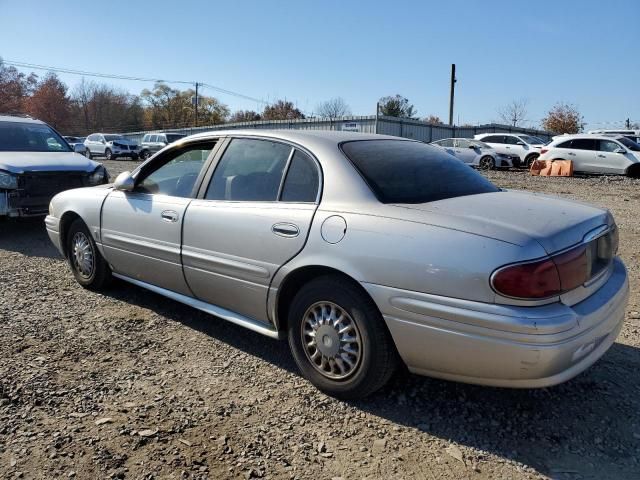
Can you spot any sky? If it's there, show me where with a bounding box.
[0,0,638,130]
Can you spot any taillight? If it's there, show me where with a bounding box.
[492,244,592,299]
[540,148,548,154]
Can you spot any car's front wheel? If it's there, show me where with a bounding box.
[105,148,113,160]
[525,153,539,168]
[479,155,496,170]
[85,149,92,159]
[287,275,398,399]
[66,218,112,290]
[140,150,151,160]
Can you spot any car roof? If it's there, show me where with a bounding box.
[184,129,412,149]
[550,134,627,142]
[0,114,45,124]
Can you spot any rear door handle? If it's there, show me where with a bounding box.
[568,152,576,156]
[597,154,606,158]
[161,210,179,222]
[272,223,299,238]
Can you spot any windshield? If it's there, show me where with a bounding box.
[104,134,125,141]
[341,140,499,204]
[0,122,72,152]
[518,135,546,145]
[166,134,185,143]
[618,137,640,152]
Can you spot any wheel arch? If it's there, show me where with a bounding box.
[274,265,379,332]
[626,163,640,178]
[59,211,83,258]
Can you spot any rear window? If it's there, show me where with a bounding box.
[341,140,499,204]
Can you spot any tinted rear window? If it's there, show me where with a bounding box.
[341,140,499,204]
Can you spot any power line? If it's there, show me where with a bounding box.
[3,59,312,115]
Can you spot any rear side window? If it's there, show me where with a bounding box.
[280,150,319,202]
[436,139,454,147]
[571,139,596,150]
[341,140,499,204]
[482,135,504,143]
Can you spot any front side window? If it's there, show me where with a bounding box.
[518,135,545,145]
[598,140,622,153]
[206,138,291,201]
[435,139,454,147]
[135,143,214,197]
[0,121,72,152]
[505,136,522,145]
[341,140,499,204]
[455,139,470,148]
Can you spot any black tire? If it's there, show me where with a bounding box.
[287,275,399,399]
[105,148,113,160]
[140,150,150,160]
[85,149,92,159]
[132,153,139,161]
[525,153,539,168]
[479,155,496,170]
[66,218,112,290]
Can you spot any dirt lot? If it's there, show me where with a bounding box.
[1,162,639,480]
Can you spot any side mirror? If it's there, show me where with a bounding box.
[614,148,626,154]
[113,171,135,192]
[516,142,525,146]
[74,143,87,154]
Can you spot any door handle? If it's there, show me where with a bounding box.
[161,210,179,222]
[597,154,606,158]
[272,223,299,238]
[568,152,576,156]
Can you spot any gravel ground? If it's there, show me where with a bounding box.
[1,162,639,480]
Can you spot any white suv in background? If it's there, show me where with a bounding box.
[474,133,547,168]
[538,134,640,176]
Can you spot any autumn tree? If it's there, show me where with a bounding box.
[141,82,228,129]
[316,97,351,119]
[378,95,416,118]
[0,59,38,114]
[230,110,262,122]
[262,100,305,120]
[423,114,442,124]
[24,72,72,130]
[498,99,529,127]
[541,103,584,134]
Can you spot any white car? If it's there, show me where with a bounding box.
[84,133,140,160]
[538,134,640,176]
[430,138,515,169]
[474,133,547,167]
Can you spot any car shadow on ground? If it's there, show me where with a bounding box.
[104,281,640,479]
[0,218,61,259]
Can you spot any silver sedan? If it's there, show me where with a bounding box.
[45,130,629,399]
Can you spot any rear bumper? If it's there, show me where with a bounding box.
[363,257,629,388]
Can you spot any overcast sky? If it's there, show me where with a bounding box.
[1,0,638,129]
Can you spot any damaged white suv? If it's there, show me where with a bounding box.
[0,115,108,218]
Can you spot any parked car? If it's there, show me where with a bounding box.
[139,132,186,160]
[430,138,516,169]
[46,130,629,399]
[538,134,640,176]
[474,133,547,167]
[63,136,87,154]
[0,115,108,218]
[84,133,140,160]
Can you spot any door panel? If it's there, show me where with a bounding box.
[182,201,316,323]
[101,191,192,295]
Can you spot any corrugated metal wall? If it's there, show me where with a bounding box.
[120,116,553,144]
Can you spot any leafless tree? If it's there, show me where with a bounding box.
[498,99,529,127]
[316,97,351,119]
[541,103,584,134]
[423,114,442,124]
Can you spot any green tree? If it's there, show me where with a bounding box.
[378,95,416,118]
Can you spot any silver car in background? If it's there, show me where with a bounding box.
[84,133,140,160]
[431,138,515,169]
[46,130,629,398]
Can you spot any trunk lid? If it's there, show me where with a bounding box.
[389,190,611,254]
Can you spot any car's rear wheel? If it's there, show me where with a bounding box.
[105,148,113,160]
[66,218,112,290]
[287,275,399,399]
[85,149,92,159]
[479,155,495,170]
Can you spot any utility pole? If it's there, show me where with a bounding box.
[375,102,379,134]
[194,82,199,128]
[448,64,456,126]
[626,118,631,129]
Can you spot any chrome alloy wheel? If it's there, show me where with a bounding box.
[71,231,94,279]
[301,301,362,380]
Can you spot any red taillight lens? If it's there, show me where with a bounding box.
[540,148,548,154]
[492,258,561,299]
[492,245,592,299]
